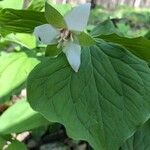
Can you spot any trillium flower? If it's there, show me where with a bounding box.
[34,2,92,72]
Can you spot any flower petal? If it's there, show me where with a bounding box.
[64,3,91,32]
[34,24,60,45]
[63,42,81,72]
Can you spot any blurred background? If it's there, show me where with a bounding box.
[56,0,150,8]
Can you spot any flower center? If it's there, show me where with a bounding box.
[60,29,72,41]
[57,29,73,48]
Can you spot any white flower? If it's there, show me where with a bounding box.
[34,3,91,72]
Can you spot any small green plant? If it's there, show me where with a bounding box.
[0,0,150,150]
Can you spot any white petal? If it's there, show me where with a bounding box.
[34,24,60,45]
[64,3,91,32]
[63,42,81,72]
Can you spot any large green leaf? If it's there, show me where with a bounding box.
[0,9,47,34]
[0,100,49,134]
[120,120,150,150]
[0,51,40,103]
[0,0,24,9]
[27,41,150,150]
[99,34,150,63]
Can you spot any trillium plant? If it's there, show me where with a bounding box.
[1,0,150,149]
[34,2,93,72]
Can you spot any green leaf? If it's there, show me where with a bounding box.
[91,20,150,63]
[0,9,47,34]
[0,51,40,103]
[5,33,36,49]
[120,120,150,150]
[45,45,61,57]
[45,1,66,28]
[7,140,27,150]
[91,19,117,37]
[27,41,150,150]
[0,0,24,9]
[0,100,49,134]
[76,32,96,46]
[27,0,45,11]
[99,33,150,62]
